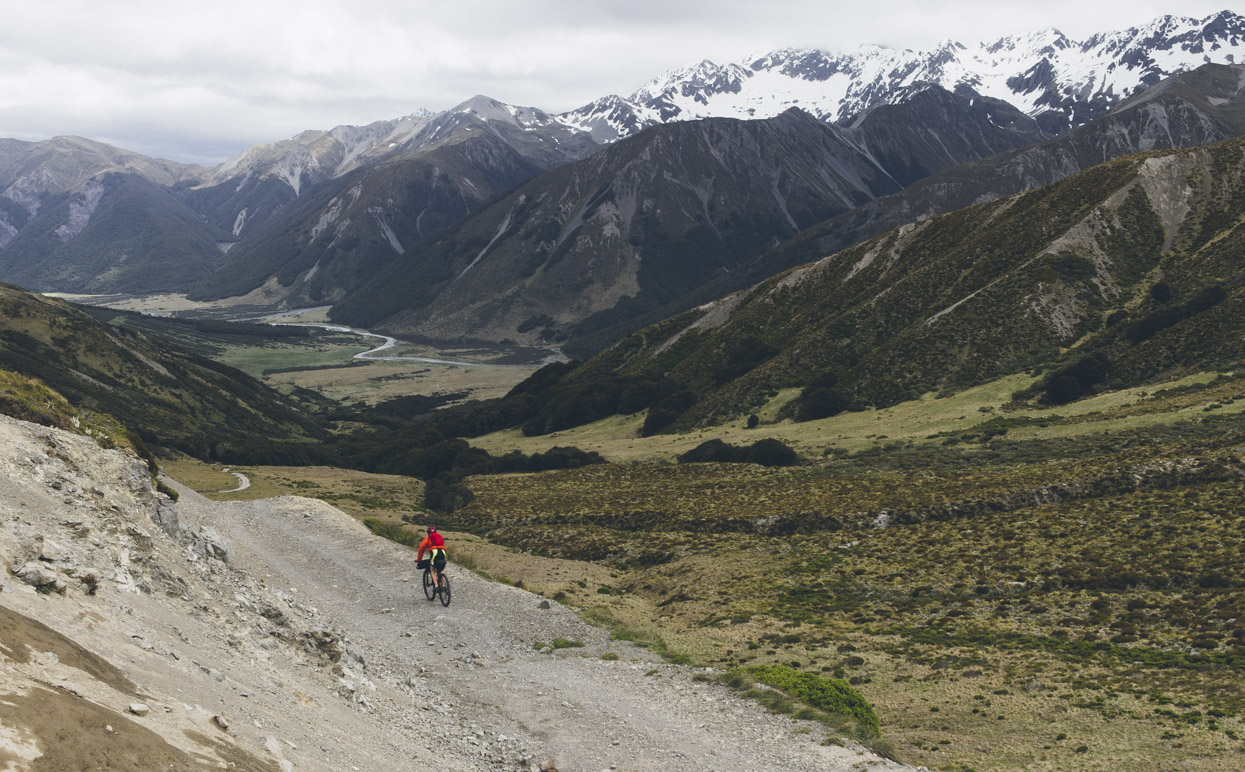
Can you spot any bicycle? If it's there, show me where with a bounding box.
[422,563,451,606]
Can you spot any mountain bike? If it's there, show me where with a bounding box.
[422,563,451,606]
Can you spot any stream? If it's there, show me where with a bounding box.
[248,307,565,367]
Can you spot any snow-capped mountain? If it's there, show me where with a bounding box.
[559,10,1245,142]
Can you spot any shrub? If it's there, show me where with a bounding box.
[1038,354,1111,405]
[362,517,418,547]
[678,439,736,464]
[678,438,800,467]
[1126,307,1186,343]
[1049,253,1096,281]
[796,386,851,421]
[742,438,800,466]
[794,370,853,422]
[711,336,779,385]
[747,664,881,738]
[640,389,699,436]
[1126,283,1228,343]
[424,475,475,513]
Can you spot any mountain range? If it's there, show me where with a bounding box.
[489,132,1245,438]
[559,10,1245,140]
[0,11,1242,355]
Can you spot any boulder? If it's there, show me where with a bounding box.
[37,536,67,562]
[14,561,65,592]
[187,527,231,563]
[258,602,288,626]
[152,501,180,538]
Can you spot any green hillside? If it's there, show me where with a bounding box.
[539,137,1245,434]
[0,173,226,293]
[0,284,329,457]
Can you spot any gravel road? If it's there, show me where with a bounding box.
[173,487,909,772]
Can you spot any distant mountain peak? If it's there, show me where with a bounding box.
[558,10,1245,143]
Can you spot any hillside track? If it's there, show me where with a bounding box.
[174,487,907,771]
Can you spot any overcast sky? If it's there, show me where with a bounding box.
[0,1,1235,165]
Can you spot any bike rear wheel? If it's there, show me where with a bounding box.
[438,574,451,606]
[422,568,435,601]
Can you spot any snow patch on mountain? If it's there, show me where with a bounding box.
[558,11,1245,142]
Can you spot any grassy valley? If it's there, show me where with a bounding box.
[78,302,539,406]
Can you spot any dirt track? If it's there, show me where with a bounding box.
[174,488,907,771]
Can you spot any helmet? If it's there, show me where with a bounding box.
[428,525,437,533]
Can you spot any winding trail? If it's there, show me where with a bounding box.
[216,468,250,493]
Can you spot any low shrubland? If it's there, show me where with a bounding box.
[432,392,1245,770]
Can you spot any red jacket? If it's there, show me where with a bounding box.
[417,531,445,560]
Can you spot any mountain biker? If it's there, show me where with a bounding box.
[417,526,447,593]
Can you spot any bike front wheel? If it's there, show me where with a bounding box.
[422,569,435,601]
[439,574,451,607]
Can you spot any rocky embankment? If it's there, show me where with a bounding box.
[0,413,909,771]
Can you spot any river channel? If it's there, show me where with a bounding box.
[251,307,565,367]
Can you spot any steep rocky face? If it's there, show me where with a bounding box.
[185,96,600,306]
[329,109,904,346]
[185,97,597,246]
[847,85,1044,187]
[188,131,549,305]
[181,110,440,240]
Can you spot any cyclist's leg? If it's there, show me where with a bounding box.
[433,550,447,587]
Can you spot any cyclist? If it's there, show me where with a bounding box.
[417,526,448,594]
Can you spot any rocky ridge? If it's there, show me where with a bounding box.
[0,413,909,771]
[559,11,1245,142]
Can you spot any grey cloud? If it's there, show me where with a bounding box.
[0,0,1233,163]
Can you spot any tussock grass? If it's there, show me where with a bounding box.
[437,372,1245,771]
